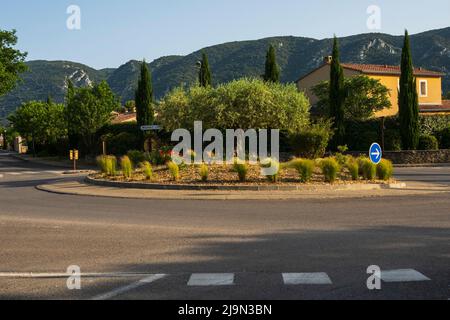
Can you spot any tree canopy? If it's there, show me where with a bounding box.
[263,45,280,83]
[0,29,27,97]
[157,78,310,133]
[8,100,66,153]
[199,52,212,87]
[312,75,391,120]
[66,81,119,154]
[398,30,420,150]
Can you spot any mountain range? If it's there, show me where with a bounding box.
[1,27,449,122]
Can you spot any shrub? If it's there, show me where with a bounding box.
[167,161,180,181]
[106,132,140,156]
[360,158,377,180]
[377,159,394,181]
[345,157,359,181]
[289,122,333,159]
[233,161,249,182]
[140,161,153,180]
[418,135,439,150]
[438,127,450,149]
[199,164,209,182]
[289,159,315,183]
[384,129,402,151]
[320,158,340,183]
[260,158,281,183]
[121,156,133,179]
[127,150,146,165]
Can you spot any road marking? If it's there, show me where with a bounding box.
[282,273,333,285]
[0,272,162,279]
[7,172,22,175]
[0,174,3,178]
[188,274,235,286]
[22,171,40,175]
[381,269,431,283]
[91,274,167,300]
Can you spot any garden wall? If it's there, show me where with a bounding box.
[348,150,450,165]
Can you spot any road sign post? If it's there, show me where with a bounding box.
[70,150,79,171]
[369,143,382,165]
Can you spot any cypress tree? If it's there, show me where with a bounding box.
[65,80,78,149]
[135,60,154,128]
[398,30,419,150]
[329,36,345,149]
[199,52,212,87]
[263,45,280,83]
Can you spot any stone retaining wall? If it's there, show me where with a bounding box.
[348,149,450,165]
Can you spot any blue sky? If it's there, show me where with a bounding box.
[1,0,449,69]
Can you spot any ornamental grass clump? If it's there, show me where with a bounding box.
[140,161,153,181]
[289,159,315,183]
[106,156,118,176]
[199,163,209,182]
[167,161,180,181]
[96,155,108,174]
[233,160,249,182]
[260,158,281,183]
[121,156,133,179]
[345,157,359,181]
[377,159,394,181]
[360,158,377,180]
[320,158,340,183]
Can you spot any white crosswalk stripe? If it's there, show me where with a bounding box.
[188,273,235,286]
[2,170,64,176]
[380,269,431,283]
[282,273,333,285]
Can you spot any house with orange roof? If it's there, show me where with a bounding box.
[297,56,449,117]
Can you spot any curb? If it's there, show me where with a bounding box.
[85,176,406,192]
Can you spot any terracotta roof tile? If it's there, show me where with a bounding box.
[341,63,444,77]
[419,100,450,113]
[111,112,137,124]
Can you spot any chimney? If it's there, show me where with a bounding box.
[324,56,333,64]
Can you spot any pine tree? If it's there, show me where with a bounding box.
[329,36,345,149]
[263,45,280,83]
[135,60,154,128]
[199,52,212,87]
[399,30,420,150]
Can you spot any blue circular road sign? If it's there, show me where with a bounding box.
[369,143,382,164]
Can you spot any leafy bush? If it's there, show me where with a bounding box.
[320,158,340,183]
[199,164,209,182]
[106,132,140,156]
[121,156,133,179]
[289,159,315,183]
[260,158,280,183]
[140,161,153,180]
[360,158,377,180]
[438,127,450,149]
[418,135,439,150]
[345,157,359,181]
[377,159,394,181]
[127,150,146,165]
[167,161,180,181]
[384,129,402,151]
[289,121,333,159]
[233,161,249,182]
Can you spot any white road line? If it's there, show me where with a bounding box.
[7,172,22,176]
[44,171,64,174]
[188,273,235,286]
[91,274,167,301]
[0,174,3,178]
[22,171,40,175]
[282,273,333,285]
[0,272,160,279]
[381,269,431,283]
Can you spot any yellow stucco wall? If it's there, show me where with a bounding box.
[297,65,443,118]
[372,75,443,117]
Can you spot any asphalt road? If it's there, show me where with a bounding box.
[0,152,449,300]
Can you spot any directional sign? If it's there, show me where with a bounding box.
[140,125,162,131]
[369,143,382,164]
